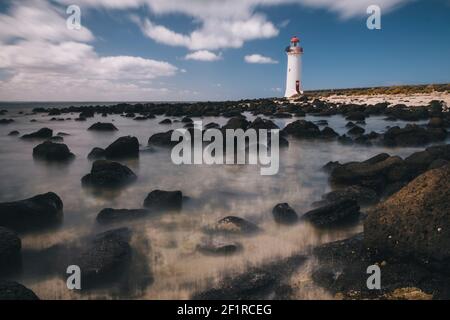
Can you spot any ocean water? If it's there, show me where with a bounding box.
[0,105,441,299]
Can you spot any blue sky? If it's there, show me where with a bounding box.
[0,0,449,101]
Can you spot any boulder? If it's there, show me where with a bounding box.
[159,118,172,125]
[347,125,365,136]
[282,120,321,138]
[320,127,339,139]
[272,203,298,224]
[32,141,75,161]
[81,160,137,188]
[320,185,379,206]
[88,122,118,131]
[248,117,279,130]
[0,227,21,268]
[143,190,182,211]
[302,199,360,227]
[21,128,52,139]
[196,237,242,256]
[0,192,63,230]
[97,208,148,224]
[8,130,19,136]
[428,117,444,128]
[364,165,450,268]
[104,136,139,159]
[87,147,105,160]
[207,216,259,235]
[148,130,177,147]
[222,117,250,130]
[383,124,447,146]
[0,119,14,124]
[0,281,39,300]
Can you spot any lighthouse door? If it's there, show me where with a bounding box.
[296,80,300,94]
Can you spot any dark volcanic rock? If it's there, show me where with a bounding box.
[321,185,378,206]
[21,128,52,139]
[364,164,450,269]
[320,127,339,139]
[197,237,242,256]
[33,141,75,161]
[97,208,149,224]
[222,117,250,130]
[0,281,39,300]
[248,117,279,130]
[148,130,177,147]
[302,199,360,227]
[87,147,105,160]
[8,130,19,136]
[383,124,447,147]
[81,160,137,188]
[347,125,365,136]
[104,136,139,159]
[143,190,182,211]
[0,119,14,124]
[0,192,63,230]
[272,203,298,225]
[72,228,132,288]
[207,216,259,235]
[282,120,321,138]
[0,227,21,268]
[88,122,118,131]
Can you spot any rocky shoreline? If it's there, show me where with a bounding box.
[0,95,449,300]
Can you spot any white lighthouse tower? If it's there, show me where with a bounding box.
[284,36,303,97]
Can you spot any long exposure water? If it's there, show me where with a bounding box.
[0,104,442,299]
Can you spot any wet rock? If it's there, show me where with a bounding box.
[345,112,366,121]
[320,127,339,139]
[181,117,193,123]
[273,112,292,118]
[97,208,148,224]
[81,160,137,188]
[222,117,250,130]
[57,132,70,136]
[0,227,21,268]
[429,159,449,170]
[0,192,63,230]
[248,117,279,130]
[21,128,53,139]
[302,199,360,227]
[71,228,132,289]
[79,110,94,118]
[49,136,63,142]
[159,118,172,125]
[0,281,39,300]
[345,121,356,128]
[364,164,450,269]
[88,122,118,131]
[33,141,75,161]
[148,130,177,147]
[208,216,259,235]
[272,203,298,225]
[197,237,242,256]
[87,147,105,160]
[143,190,182,211]
[383,124,447,147]
[205,122,220,129]
[323,161,341,173]
[282,120,321,138]
[347,125,365,136]
[104,136,139,159]
[321,185,379,206]
[338,135,353,145]
[428,117,444,128]
[8,130,19,136]
[0,119,14,124]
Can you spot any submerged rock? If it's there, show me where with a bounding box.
[81,160,137,188]
[148,130,177,147]
[282,120,321,138]
[197,237,242,256]
[364,164,450,269]
[302,199,360,227]
[8,130,19,136]
[159,118,172,125]
[104,136,139,159]
[0,281,39,300]
[97,208,148,224]
[33,141,75,161]
[87,147,105,160]
[88,122,118,131]
[207,216,259,235]
[272,203,298,225]
[143,190,182,211]
[0,192,63,230]
[21,128,52,139]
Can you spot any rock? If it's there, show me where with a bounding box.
[143,190,182,211]
[81,160,137,188]
[364,165,450,269]
[323,161,340,173]
[88,122,118,131]
[8,130,19,136]
[338,135,353,145]
[282,120,321,138]
[347,125,365,136]
[384,287,433,300]
[21,128,52,139]
[321,185,379,206]
[57,132,70,136]
[429,159,449,170]
[345,112,366,121]
[96,208,148,224]
[302,199,360,227]
[0,119,14,124]
[0,227,21,268]
[49,136,63,142]
[248,117,279,130]
[345,121,356,128]
[383,124,447,146]
[32,141,75,161]
[104,136,139,159]
[197,237,242,256]
[159,118,172,124]
[79,110,94,118]
[320,127,339,139]
[222,117,250,130]
[428,117,444,128]
[0,192,63,230]
[148,130,177,147]
[205,122,220,129]
[181,117,193,123]
[87,147,105,160]
[0,281,39,300]
[207,216,259,235]
[72,228,132,288]
[272,203,298,224]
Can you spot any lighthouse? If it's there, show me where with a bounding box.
[284,36,303,97]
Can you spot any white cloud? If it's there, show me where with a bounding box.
[0,1,179,101]
[245,54,278,64]
[185,50,222,61]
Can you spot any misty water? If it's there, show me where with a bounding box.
[0,105,438,299]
